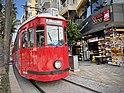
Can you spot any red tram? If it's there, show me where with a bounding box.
[12,8,69,82]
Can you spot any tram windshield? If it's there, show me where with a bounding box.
[46,26,64,46]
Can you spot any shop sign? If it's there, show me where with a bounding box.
[92,9,110,24]
[104,10,110,22]
[104,29,112,34]
[92,13,103,24]
[88,37,98,42]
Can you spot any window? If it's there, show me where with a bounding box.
[51,0,56,2]
[36,26,45,47]
[73,0,77,4]
[86,6,91,18]
[28,28,34,47]
[67,0,69,4]
[22,31,28,48]
[35,0,37,3]
[46,26,64,46]
[27,0,31,3]
[16,33,20,50]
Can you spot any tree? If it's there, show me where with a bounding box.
[4,0,12,64]
[10,3,18,45]
[0,0,17,92]
[66,20,81,54]
[66,21,81,45]
[0,1,4,68]
[0,1,10,93]
[1,0,17,64]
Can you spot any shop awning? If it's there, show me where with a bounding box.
[82,22,124,35]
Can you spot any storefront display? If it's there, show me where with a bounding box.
[109,32,124,66]
[87,29,124,66]
[81,3,124,66]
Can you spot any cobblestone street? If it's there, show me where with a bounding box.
[66,61,124,93]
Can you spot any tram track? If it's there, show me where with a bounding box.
[34,79,101,93]
[62,79,101,93]
[30,80,46,93]
[13,64,101,93]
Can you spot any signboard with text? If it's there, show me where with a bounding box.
[88,37,98,42]
[46,19,62,26]
[92,9,110,24]
[104,10,110,22]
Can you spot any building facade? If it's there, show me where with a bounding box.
[81,0,124,65]
[21,0,87,23]
[21,0,38,22]
[38,0,60,12]
[59,0,87,20]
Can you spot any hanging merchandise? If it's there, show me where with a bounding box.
[109,31,124,66]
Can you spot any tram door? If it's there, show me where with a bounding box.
[21,31,29,74]
[15,33,20,70]
[21,28,35,74]
[27,28,34,70]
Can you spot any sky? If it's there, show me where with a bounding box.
[14,0,26,20]
[12,0,25,42]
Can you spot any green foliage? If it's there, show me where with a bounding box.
[11,3,17,34]
[66,21,81,45]
[1,1,17,34]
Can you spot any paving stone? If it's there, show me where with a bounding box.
[66,61,124,93]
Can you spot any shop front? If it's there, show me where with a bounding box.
[81,3,124,66]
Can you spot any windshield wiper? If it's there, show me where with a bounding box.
[48,32,52,42]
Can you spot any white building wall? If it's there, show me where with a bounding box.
[113,0,124,3]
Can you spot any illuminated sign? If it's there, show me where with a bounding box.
[88,37,98,42]
[46,19,62,26]
[104,10,110,22]
[92,9,110,24]
[92,13,103,24]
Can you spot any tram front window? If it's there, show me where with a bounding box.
[46,26,64,46]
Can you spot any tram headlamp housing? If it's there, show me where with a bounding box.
[54,60,62,69]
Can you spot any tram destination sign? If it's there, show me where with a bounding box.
[46,19,62,26]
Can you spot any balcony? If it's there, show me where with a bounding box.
[59,3,77,16]
[40,0,50,9]
[59,0,87,16]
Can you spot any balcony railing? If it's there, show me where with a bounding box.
[59,3,77,15]
[59,0,85,15]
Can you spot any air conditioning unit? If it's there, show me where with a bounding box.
[47,8,59,16]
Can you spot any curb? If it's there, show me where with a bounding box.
[9,64,23,93]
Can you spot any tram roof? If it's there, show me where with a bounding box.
[19,13,66,29]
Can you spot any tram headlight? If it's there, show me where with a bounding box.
[54,60,62,69]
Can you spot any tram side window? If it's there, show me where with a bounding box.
[16,33,20,50]
[36,26,45,47]
[28,28,34,47]
[22,31,28,48]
